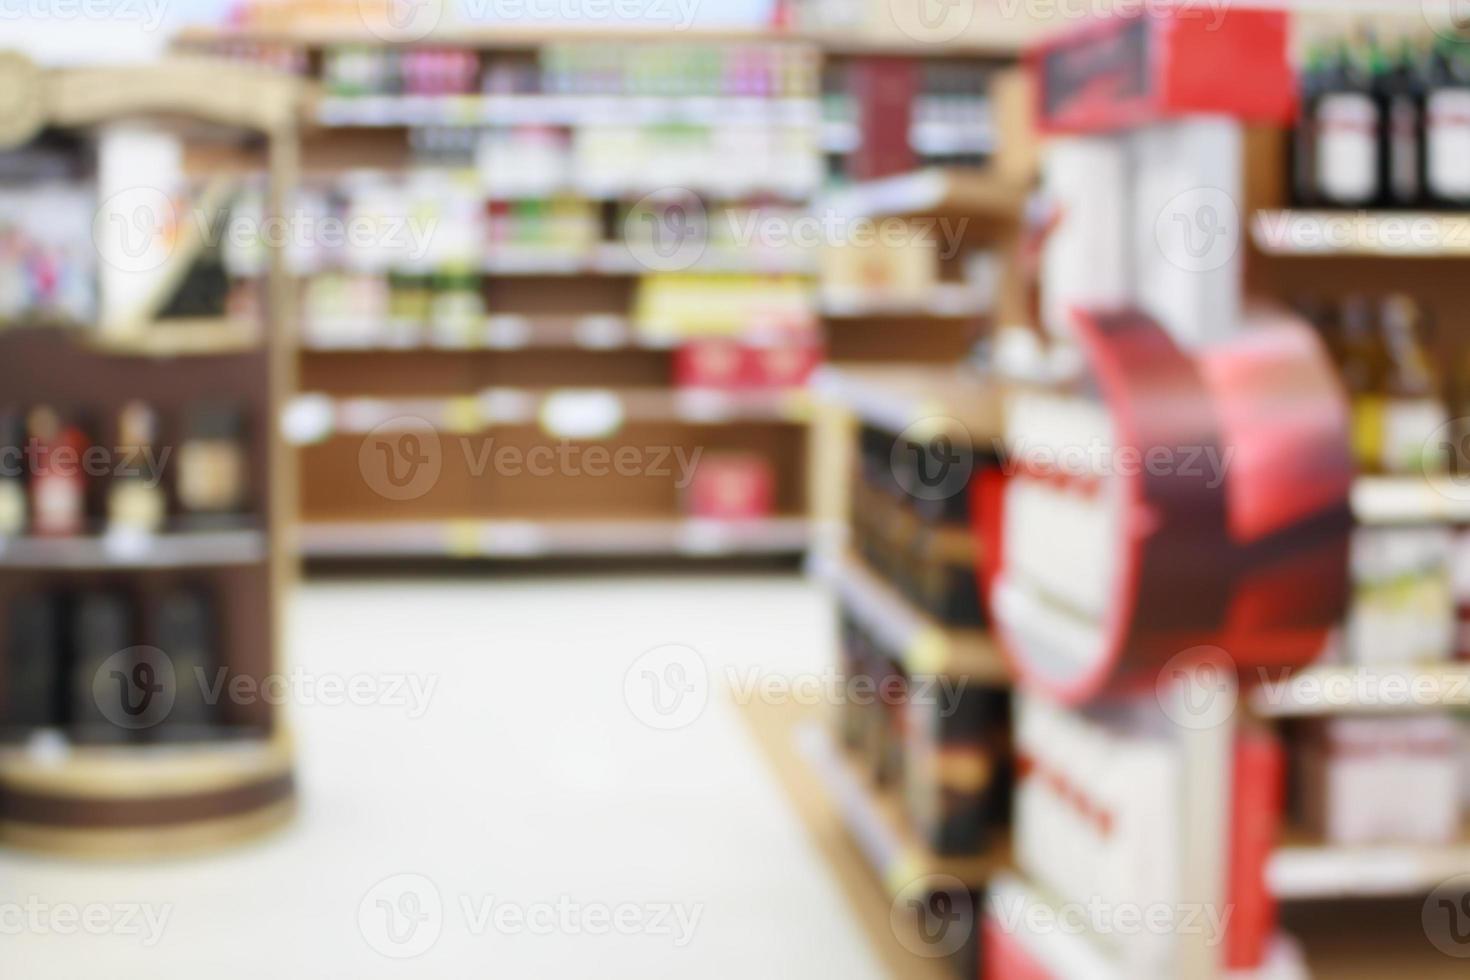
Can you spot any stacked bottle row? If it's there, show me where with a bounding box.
[4,586,228,744]
[0,402,251,539]
[1294,30,1470,209]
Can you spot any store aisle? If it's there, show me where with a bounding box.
[3,575,884,980]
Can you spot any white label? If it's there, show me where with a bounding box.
[1383,399,1448,474]
[539,390,624,439]
[1317,94,1380,205]
[1389,98,1421,202]
[1427,89,1470,200]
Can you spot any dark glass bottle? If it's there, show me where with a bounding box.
[153,589,218,741]
[1292,42,1326,206]
[1423,38,1470,208]
[5,592,63,736]
[69,592,138,744]
[1377,36,1427,208]
[1315,39,1381,208]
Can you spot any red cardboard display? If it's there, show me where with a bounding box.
[981,310,1352,705]
[1027,4,1297,136]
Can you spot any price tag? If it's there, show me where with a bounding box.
[445,522,482,558]
[574,315,628,350]
[102,527,155,564]
[484,315,532,349]
[281,394,337,444]
[540,390,624,440]
[445,397,482,435]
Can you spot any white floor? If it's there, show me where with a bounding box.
[2,574,886,979]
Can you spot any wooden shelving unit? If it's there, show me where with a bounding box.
[300,515,810,560]
[178,28,831,563]
[795,718,1010,895]
[0,56,301,857]
[810,549,1004,681]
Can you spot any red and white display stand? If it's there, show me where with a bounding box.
[979,7,1351,978]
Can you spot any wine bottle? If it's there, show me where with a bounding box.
[69,592,138,744]
[4,592,62,736]
[1380,295,1448,474]
[1292,42,1326,206]
[1424,37,1470,208]
[152,588,218,741]
[1315,39,1381,207]
[1378,34,1427,208]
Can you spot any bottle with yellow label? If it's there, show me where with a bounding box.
[1380,294,1448,475]
[1339,294,1389,473]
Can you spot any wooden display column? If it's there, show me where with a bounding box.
[0,54,301,857]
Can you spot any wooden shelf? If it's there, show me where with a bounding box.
[810,549,1007,682]
[314,93,820,129]
[300,516,811,559]
[0,736,290,799]
[1249,662,1470,718]
[1252,209,1470,259]
[291,388,810,440]
[1351,475,1470,525]
[986,873,1310,980]
[0,529,267,571]
[811,364,1004,443]
[179,24,820,51]
[87,319,261,358]
[305,244,817,278]
[0,734,295,858]
[819,287,990,321]
[821,168,1025,225]
[795,718,1010,896]
[1270,821,1470,900]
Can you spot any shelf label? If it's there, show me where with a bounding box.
[281,394,337,444]
[539,390,624,440]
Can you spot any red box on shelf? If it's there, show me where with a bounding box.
[1027,5,1296,136]
[744,341,823,389]
[673,340,746,390]
[685,453,775,520]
